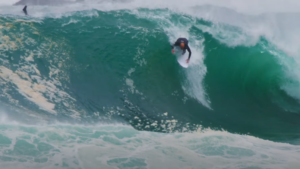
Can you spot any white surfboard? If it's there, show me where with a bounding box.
[174,48,189,68]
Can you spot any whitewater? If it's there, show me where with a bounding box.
[0,0,300,169]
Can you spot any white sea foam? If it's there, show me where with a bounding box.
[0,18,81,117]
[0,123,299,169]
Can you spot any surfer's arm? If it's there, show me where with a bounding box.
[187,46,191,59]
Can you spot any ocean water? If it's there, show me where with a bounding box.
[0,0,300,168]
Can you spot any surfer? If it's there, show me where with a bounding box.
[171,38,191,63]
[23,5,28,15]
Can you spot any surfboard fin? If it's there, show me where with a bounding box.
[23,5,28,15]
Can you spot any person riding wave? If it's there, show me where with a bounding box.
[171,38,191,63]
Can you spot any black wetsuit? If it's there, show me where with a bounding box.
[171,38,192,60]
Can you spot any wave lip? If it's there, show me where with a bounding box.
[14,0,83,6]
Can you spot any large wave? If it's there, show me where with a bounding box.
[1,1,300,168]
[0,1,300,138]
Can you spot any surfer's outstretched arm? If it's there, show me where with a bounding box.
[186,45,191,60]
[23,5,27,15]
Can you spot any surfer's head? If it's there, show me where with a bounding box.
[180,42,185,49]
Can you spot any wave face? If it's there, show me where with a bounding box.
[1,0,300,168]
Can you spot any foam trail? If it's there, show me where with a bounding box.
[0,66,55,113]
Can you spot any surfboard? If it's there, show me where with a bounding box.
[174,48,189,68]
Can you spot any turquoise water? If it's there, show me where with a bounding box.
[1,1,300,168]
